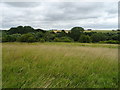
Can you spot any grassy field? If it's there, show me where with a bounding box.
[84,30,118,33]
[2,42,118,88]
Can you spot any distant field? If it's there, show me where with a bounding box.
[2,42,118,88]
[63,30,118,33]
[84,30,118,33]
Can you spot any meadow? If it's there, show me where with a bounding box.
[84,30,118,33]
[2,42,118,88]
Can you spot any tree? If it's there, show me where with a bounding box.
[111,34,118,40]
[35,29,46,33]
[8,26,35,34]
[11,34,21,41]
[27,37,36,43]
[8,27,18,34]
[84,32,96,36]
[70,27,84,41]
[43,32,55,42]
[79,35,91,43]
[57,30,67,37]
[17,26,24,34]
[91,33,107,42]
[18,33,36,42]
[24,26,34,33]
[35,32,44,40]
[2,35,16,42]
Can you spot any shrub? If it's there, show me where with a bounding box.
[27,37,36,43]
[35,32,44,40]
[111,35,118,40]
[43,32,55,42]
[99,40,119,44]
[54,37,73,42]
[39,38,45,42]
[91,33,107,42]
[79,35,91,43]
[2,35,16,42]
[18,33,36,42]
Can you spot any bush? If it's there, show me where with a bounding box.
[91,33,107,42]
[39,38,45,42]
[27,37,36,43]
[18,33,36,42]
[35,32,44,40]
[111,35,118,40]
[11,34,21,41]
[2,35,16,42]
[79,35,91,43]
[99,40,119,44]
[43,32,55,42]
[54,37,73,42]
[57,30,67,37]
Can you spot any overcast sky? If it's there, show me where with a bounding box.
[0,2,118,30]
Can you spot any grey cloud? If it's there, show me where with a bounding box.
[1,2,118,30]
[39,2,115,21]
[3,2,41,8]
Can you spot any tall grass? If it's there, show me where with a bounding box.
[2,43,118,88]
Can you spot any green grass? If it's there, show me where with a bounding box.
[2,42,118,88]
[84,30,118,33]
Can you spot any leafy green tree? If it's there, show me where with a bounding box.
[11,34,21,41]
[35,29,46,33]
[2,35,16,42]
[91,33,107,42]
[70,27,84,41]
[8,26,34,34]
[4,25,119,44]
[17,26,24,34]
[84,32,96,36]
[43,32,55,42]
[57,30,67,37]
[24,26,34,33]
[27,37,36,43]
[18,33,36,42]
[79,35,91,43]
[8,27,18,34]
[111,34,118,40]
[35,32,44,40]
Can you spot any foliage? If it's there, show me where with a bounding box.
[54,37,73,42]
[1,26,119,44]
[39,38,45,42]
[111,34,118,40]
[2,35,16,42]
[35,32,44,40]
[99,40,119,44]
[18,33,36,42]
[57,30,67,37]
[69,27,84,41]
[43,32,55,42]
[79,35,91,43]
[91,33,107,42]
[8,26,35,34]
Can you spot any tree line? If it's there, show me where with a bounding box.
[1,26,120,44]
